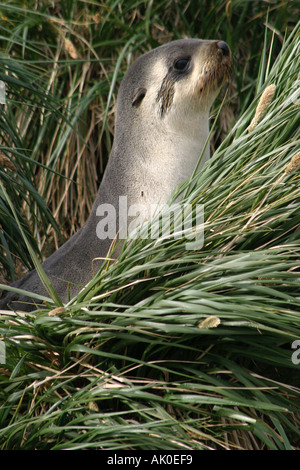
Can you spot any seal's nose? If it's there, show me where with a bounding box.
[217,41,230,57]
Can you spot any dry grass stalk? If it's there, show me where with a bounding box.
[48,306,68,317]
[63,37,80,59]
[198,316,221,329]
[0,152,16,171]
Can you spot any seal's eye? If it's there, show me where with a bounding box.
[173,57,190,72]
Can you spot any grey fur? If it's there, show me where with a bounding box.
[0,39,230,311]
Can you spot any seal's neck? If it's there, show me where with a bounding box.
[111,110,210,207]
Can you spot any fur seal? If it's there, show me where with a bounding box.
[0,39,231,311]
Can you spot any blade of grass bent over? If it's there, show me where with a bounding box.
[0,180,63,307]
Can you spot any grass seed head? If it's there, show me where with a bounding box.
[284,151,300,174]
[248,84,276,132]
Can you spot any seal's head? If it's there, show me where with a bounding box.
[117,39,230,126]
[153,39,230,117]
[112,39,231,203]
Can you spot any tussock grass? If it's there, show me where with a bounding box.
[0,1,299,451]
[0,0,298,278]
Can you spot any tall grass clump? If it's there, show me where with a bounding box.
[0,1,299,451]
[0,0,298,280]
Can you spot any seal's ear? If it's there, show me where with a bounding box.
[132,88,147,107]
